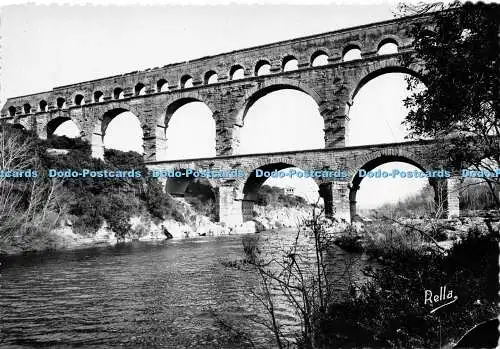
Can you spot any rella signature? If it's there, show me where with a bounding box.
[424,285,458,314]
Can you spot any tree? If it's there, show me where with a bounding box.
[0,127,61,250]
[401,2,500,207]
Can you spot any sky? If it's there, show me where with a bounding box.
[0,3,431,209]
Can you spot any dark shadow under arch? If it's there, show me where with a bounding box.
[12,123,26,130]
[47,117,81,138]
[166,174,216,198]
[242,162,307,222]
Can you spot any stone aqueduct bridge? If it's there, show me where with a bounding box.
[1,13,461,225]
[147,140,460,226]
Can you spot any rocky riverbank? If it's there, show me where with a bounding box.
[0,198,316,256]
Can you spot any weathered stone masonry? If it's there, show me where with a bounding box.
[1,14,431,158]
[1,13,461,225]
[147,140,460,225]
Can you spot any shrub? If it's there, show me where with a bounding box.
[363,223,428,258]
[316,225,499,348]
[241,234,260,263]
[334,226,364,253]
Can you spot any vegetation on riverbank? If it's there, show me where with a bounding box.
[232,210,499,348]
[256,185,310,208]
[0,126,186,254]
[326,221,499,348]
[366,181,498,219]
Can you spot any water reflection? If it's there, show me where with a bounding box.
[0,231,370,348]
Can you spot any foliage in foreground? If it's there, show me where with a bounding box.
[232,206,499,348]
[317,226,499,348]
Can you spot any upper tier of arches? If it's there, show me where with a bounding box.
[5,21,424,117]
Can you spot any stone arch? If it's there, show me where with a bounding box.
[235,77,323,125]
[342,60,426,148]
[113,87,124,100]
[56,97,66,109]
[282,55,298,72]
[238,161,310,222]
[310,49,330,67]
[91,103,145,159]
[349,62,424,102]
[180,75,193,88]
[161,94,216,128]
[342,42,363,62]
[94,91,104,103]
[347,149,436,220]
[73,93,85,106]
[204,70,218,84]
[157,79,168,92]
[135,83,146,96]
[8,106,16,117]
[46,116,83,138]
[23,103,32,114]
[376,36,401,53]
[254,59,271,76]
[159,95,217,161]
[39,100,48,112]
[348,150,431,186]
[229,64,245,80]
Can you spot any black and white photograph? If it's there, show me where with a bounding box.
[0,1,498,348]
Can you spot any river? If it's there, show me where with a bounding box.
[0,230,371,348]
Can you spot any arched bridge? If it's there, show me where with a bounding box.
[1,13,462,225]
[149,139,460,225]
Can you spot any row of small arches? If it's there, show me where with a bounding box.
[7,39,399,116]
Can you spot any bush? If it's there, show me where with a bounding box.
[315,225,499,348]
[185,195,216,221]
[241,234,260,263]
[334,226,364,253]
[1,129,187,242]
[362,223,429,258]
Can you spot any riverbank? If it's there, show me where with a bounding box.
[0,198,315,256]
[333,213,499,256]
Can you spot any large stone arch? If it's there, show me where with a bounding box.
[162,94,217,129]
[346,149,456,220]
[347,147,432,184]
[235,159,319,222]
[158,95,217,161]
[91,103,145,159]
[232,156,318,195]
[233,77,325,156]
[342,58,425,148]
[348,59,425,103]
[46,116,83,138]
[234,77,324,126]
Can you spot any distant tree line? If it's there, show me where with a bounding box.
[256,185,309,208]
